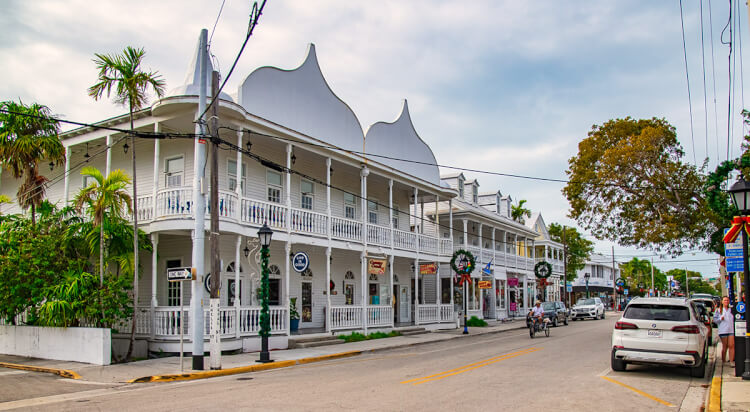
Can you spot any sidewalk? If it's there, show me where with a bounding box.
[0,319,527,384]
[707,342,750,412]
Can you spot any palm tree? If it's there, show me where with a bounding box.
[0,100,65,227]
[88,46,165,360]
[73,166,132,286]
[511,199,532,223]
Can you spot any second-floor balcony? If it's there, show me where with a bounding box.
[136,186,452,256]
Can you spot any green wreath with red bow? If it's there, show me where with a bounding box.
[534,260,552,279]
[451,250,476,285]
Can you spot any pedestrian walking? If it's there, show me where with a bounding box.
[714,296,735,366]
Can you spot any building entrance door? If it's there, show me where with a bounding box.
[301,281,312,323]
[393,285,399,323]
[399,285,410,323]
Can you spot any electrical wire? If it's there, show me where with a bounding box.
[208,0,227,47]
[679,0,698,165]
[721,0,732,162]
[708,0,721,164]
[700,0,709,162]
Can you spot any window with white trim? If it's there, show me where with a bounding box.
[367,200,378,224]
[267,170,282,203]
[300,179,314,210]
[166,259,182,306]
[82,175,96,188]
[472,185,478,204]
[228,160,246,195]
[458,180,464,198]
[344,192,356,219]
[165,156,184,188]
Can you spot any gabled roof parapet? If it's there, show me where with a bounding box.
[166,32,234,102]
[238,44,365,154]
[364,100,441,186]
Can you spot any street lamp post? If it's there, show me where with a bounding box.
[727,175,750,380]
[257,223,274,363]
[584,273,590,298]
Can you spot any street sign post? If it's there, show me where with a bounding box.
[168,267,193,372]
[624,289,629,296]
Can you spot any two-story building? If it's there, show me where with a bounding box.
[0,35,460,353]
[525,213,565,303]
[571,253,619,308]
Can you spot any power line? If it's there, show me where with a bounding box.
[700,0,709,162]
[208,0,227,47]
[721,0,732,162]
[679,0,698,165]
[708,0,721,164]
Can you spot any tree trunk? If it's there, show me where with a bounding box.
[99,223,104,287]
[126,106,140,362]
[30,202,36,229]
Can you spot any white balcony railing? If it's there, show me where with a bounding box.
[440,239,453,255]
[206,190,238,220]
[331,217,362,242]
[330,306,363,330]
[481,249,493,264]
[240,198,287,230]
[439,304,454,322]
[238,306,287,334]
[136,195,153,221]
[418,234,438,254]
[156,187,193,217]
[367,224,391,247]
[291,208,328,236]
[393,229,417,250]
[418,304,439,323]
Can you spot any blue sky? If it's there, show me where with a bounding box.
[2,0,747,279]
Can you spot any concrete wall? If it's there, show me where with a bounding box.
[0,325,111,365]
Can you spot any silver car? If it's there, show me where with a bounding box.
[571,297,605,320]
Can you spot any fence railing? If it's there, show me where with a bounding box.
[238,306,287,334]
[367,224,391,247]
[439,304,454,322]
[393,229,417,250]
[330,306,363,330]
[290,208,327,236]
[418,234,438,254]
[156,187,193,217]
[240,198,287,230]
[206,190,238,220]
[418,305,439,323]
[136,195,153,221]
[331,217,362,242]
[366,305,392,328]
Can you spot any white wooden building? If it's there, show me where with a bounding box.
[0,35,460,353]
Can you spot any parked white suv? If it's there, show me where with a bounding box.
[611,297,709,377]
[571,297,605,320]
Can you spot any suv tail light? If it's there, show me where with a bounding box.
[671,325,700,334]
[615,321,638,330]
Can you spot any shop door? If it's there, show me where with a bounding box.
[393,285,399,322]
[399,285,410,323]
[301,281,312,323]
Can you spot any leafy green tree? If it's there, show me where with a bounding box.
[0,101,65,227]
[74,166,132,286]
[88,46,165,360]
[620,258,667,297]
[666,268,718,296]
[547,223,594,282]
[511,199,531,223]
[563,117,712,256]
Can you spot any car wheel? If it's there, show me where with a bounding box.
[611,350,626,372]
[553,317,558,327]
[690,356,706,378]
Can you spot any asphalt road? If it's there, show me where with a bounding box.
[0,315,713,411]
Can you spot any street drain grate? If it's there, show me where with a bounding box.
[236,377,254,381]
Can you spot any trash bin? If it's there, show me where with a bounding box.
[735,319,747,377]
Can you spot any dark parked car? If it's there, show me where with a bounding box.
[527,301,570,327]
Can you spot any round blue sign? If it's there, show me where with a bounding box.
[292,252,310,273]
[737,302,746,314]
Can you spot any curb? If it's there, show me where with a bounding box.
[128,350,361,383]
[0,361,81,380]
[706,340,722,412]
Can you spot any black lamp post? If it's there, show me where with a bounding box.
[584,273,590,299]
[727,175,750,380]
[257,223,274,363]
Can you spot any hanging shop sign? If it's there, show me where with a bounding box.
[478,280,492,289]
[419,262,438,275]
[368,258,387,275]
[507,277,519,287]
[534,261,552,279]
[292,252,310,273]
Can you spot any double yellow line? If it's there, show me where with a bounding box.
[401,347,540,386]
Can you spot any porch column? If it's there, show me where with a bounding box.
[105,135,112,175]
[235,129,242,197]
[326,247,332,333]
[285,241,291,336]
[286,144,292,234]
[361,166,369,333]
[235,235,241,338]
[389,255,394,327]
[414,258,419,325]
[150,233,158,339]
[514,233,519,269]
[63,146,71,203]
[478,223,484,317]
[326,158,332,242]
[448,199,453,242]
[435,194,439,238]
[491,228,496,263]
[462,220,468,250]
[388,179,393,245]
[152,127,160,219]
[523,276,529,310]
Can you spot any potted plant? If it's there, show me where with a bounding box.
[290,297,300,332]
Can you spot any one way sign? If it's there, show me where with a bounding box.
[167,267,193,282]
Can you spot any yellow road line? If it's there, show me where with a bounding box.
[600,376,676,407]
[401,348,539,386]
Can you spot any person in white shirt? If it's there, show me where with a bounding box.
[714,296,735,366]
[531,301,545,329]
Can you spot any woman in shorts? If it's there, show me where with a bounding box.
[714,296,735,366]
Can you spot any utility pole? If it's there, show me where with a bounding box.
[209,70,221,370]
[685,267,689,297]
[650,257,655,297]
[562,226,568,307]
[191,29,208,371]
[612,246,616,311]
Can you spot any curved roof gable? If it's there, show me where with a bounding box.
[238,44,364,152]
[364,100,440,185]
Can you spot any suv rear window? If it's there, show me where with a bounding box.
[624,304,690,321]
